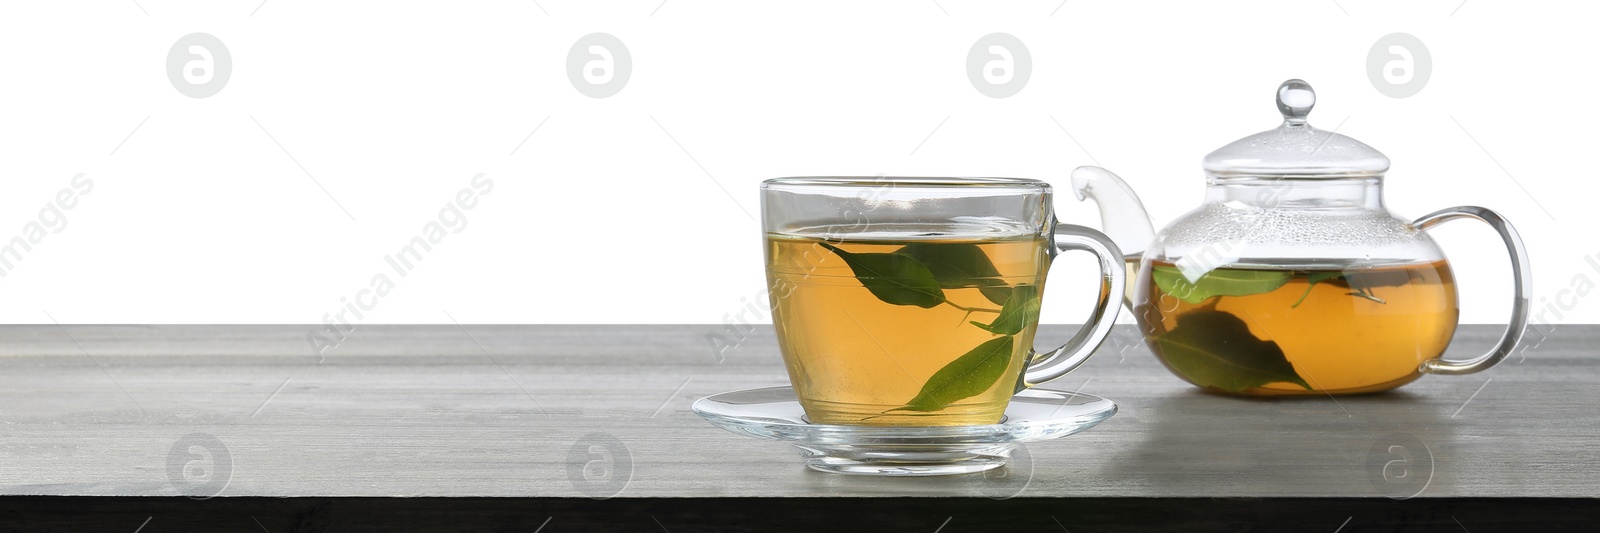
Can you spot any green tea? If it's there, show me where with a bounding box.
[767,233,1049,425]
[1122,256,1140,309]
[1138,260,1458,395]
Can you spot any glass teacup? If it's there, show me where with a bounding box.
[762,177,1126,426]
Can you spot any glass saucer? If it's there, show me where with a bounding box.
[692,386,1116,476]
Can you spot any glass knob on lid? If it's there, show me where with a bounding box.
[1202,79,1390,178]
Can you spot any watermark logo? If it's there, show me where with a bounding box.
[566,432,632,499]
[167,33,231,98]
[167,432,233,499]
[967,33,1030,98]
[0,173,94,278]
[966,443,1033,499]
[704,288,772,362]
[1516,250,1600,361]
[1172,238,1248,283]
[1365,432,1433,499]
[567,33,631,98]
[705,175,897,361]
[1366,33,1431,98]
[308,173,494,356]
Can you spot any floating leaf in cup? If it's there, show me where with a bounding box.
[895,336,1016,412]
[972,285,1041,336]
[818,242,946,308]
[895,242,1013,305]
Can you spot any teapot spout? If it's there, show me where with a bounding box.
[1070,165,1155,260]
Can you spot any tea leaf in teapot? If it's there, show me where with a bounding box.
[1151,265,1292,305]
[1343,269,1407,304]
[1308,271,1344,285]
[1347,288,1387,304]
[1291,271,1346,308]
[894,242,1012,306]
[819,242,945,308]
[895,336,1015,412]
[1155,308,1310,392]
[971,285,1040,335]
[1291,270,1399,308]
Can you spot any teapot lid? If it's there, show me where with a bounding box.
[1202,79,1390,178]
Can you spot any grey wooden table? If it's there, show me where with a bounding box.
[0,324,1594,500]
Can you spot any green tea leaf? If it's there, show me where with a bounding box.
[1308,271,1345,285]
[1155,309,1310,392]
[1292,270,1399,308]
[896,336,1016,412]
[818,242,945,308]
[1292,272,1346,308]
[971,285,1040,335]
[1151,265,1293,304]
[1347,289,1387,304]
[895,242,1012,305]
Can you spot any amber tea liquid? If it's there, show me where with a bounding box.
[767,232,1049,425]
[1140,260,1458,395]
[1122,256,1141,309]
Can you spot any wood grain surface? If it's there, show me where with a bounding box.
[0,324,1593,498]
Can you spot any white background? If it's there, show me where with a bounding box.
[0,0,1593,325]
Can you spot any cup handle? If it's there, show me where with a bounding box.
[1017,223,1127,391]
[1413,206,1532,375]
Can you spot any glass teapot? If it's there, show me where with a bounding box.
[1073,79,1531,396]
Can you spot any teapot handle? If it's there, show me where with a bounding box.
[1413,206,1532,375]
